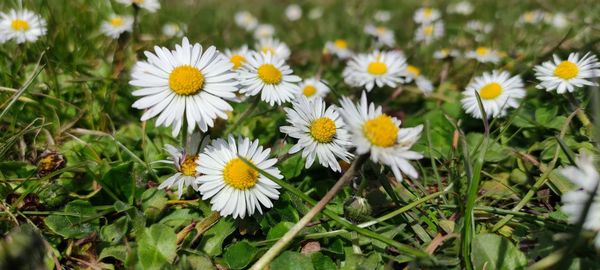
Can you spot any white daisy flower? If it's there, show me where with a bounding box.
[363,24,395,47]
[447,1,473,15]
[518,10,545,25]
[560,152,600,249]
[374,10,392,22]
[158,133,210,198]
[162,23,186,38]
[130,37,237,136]
[466,47,501,64]
[534,52,600,94]
[0,9,46,44]
[342,50,407,91]
[254,24,275,39]
[402,65,434,94]
[285,4,302,21]
[465,20,493,34]
[414,21,444,44]
[325,39,353,59]
[255,37,291,60]
[548,12,568,29]
[433,48,460,59]
[224,45,252,70]
[196,135,282,219]
[238,52,301,106]
[339,92,424,181]
[234,11,258,31]
[100,15,133,39]
[308,7,323,20]
[461,70,525,119]
[297,77,330,99]
[280,98,353,172]
[116,0,160,12]
[413,7,441,24]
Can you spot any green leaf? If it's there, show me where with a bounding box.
[271,251,314,270]
[160,209,200,228]
[535,107,558,126]
[99,245,128,262]
[99,162,135,204]
[311,252,336,270]
[136,223,177,270]
[141,188,168,221]
[100,216,129,244]
[267,221,295,240]
[223,240,258,269]
[44,200,99,238]
[199,218,236,256]
[279,152,304,179]
[177,254,216,270]
[472,233,527,270]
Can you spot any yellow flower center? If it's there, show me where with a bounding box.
[406,65,421,77]
[223,158,259,190]
[423,25,434,35]
[303,85,317,97]
[180,155,199,176]
[261,47,276,55]
[367,61,387,75]
[423,8,433,17]
[309,117,337,143]
[476,47,489,56]
[11,19,29,31]
[554,61,579,80]
[230,54,246,69]
[110,17,124,27]
[479,82,503,100]
[133,0,145,4]
[169,65,205,95]
[257,64,282,84]
[334,39,348,49]
[363,115,399,147]
[376,26,387,34]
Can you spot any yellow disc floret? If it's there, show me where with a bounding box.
[554,61,579,80]
[310,117,337,143]
[479,82,503,100]
[230,54,246,69]
[476,47,489,56]
[367,61,387,75]
[180,155,199,176]
[223,158,259,190]
[303,85,317,97]
[110,17,124,27]
[363,115,399,147]
[169,65,204,95]
[334,39,348,49]
[406,65,421,77]
[423,25,434,35]
[257,64,282,84]
[11,19,29,31]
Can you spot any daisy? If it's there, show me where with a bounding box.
[559,152,600,249]
[447,1,473,15]
[414,21,444,44]
[196,136,282,219]
[325,39,353,59]
[254,24,275,39]
[548,12,568,29]
[224,45,252,71]
[130,37,237,136]
[297,77,330,99]
[433,48,460,59]
[0,9,46,44]
[116,0,160,12]
[465,20,493,34]
[234,11,258,31]
[308,7,323,20]
[342,50,407,91]
[158,133,210,198]
[162,23,186,38]
[255,37,291,60]
[534,52,600,94]
[100,15,133,39]
[285,4,302,21]
[466,47,501,64]
[238,51,301,106]
[413,7,441,24]
[339,92,424,181]
[363,24,395,47]
[402,65,434,94]
[374,10,392,22]
[280,97,353,172]
[461,70,525,119]
[518,10,545,25]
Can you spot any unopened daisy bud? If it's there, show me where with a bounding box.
[37,150,66,177]
[344,196,372,222]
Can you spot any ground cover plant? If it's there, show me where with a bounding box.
[1,0,600,269]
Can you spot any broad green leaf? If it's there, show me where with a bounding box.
[44,200,99,238]
[136,223,177,270]
[199,218,236,256]
[141,188,168,221]
[100,215,129,244]
[472,233,527,270]
[177,254,216,270]
[223,240,258,269]
[271,251,314,270]
[267,221,295,240]
[99,162,135,204]
[311,252,336,270]
[99,245,128,262]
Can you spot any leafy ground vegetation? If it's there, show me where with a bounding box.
[1,0,600,269]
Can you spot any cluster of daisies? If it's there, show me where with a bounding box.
[100,0,161,39]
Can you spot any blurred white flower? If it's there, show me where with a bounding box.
[414,7,441,24]
[433,48,460,59]
[297,77,330,99]
[466,47,501,64]
[0,9,46,44]
[447,1,473,15]
[255,37,291,60]
[116,0,160,12]
[414,21,444,44]
[374,10,392,22]
[235,11,259,31]
[100,15,133,39]
[325,39,353,59]
[285,4,303,21]
[364,24,395,47]
[308,7,324,20]
[518,10,545,25]
[343,50,407,91]
[162,23,186,38]
[254,24,275,39]
[402,65,434,94]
